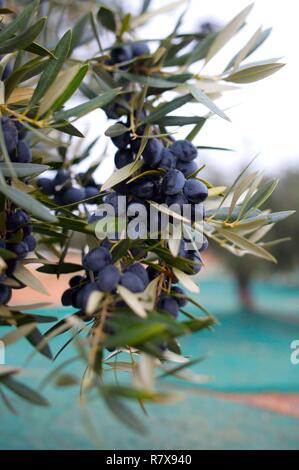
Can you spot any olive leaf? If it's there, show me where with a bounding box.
[14,264,50,296]
[30,29,72,107]
[205,3,254,64]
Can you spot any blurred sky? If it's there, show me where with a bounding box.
[77,0,299,182]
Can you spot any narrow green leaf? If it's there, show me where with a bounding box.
[119,13,132,36]
[156,115,206,127]
[101,384,170,402]
[36,263,83,274]
[39,64,88,115]
[186,120,206,141]
[141,93,193,124]
[0,0,40,43]
[0,162,49,178]
[243,178,279,215]
[0,184,57,223]
[30,29,72,107]
[187,83,230,121]
[214,154,259,214]
[4,57,47,98]
[120,71,180,89]
[224,62,285,83]
[228,171,258,219]
[0,248,17,260]
[165,34,216,67]
[196,145,234,151]
[131,0,187,29]
[225,27,272,71]
[103,393,147,434]
[103,323,167,350]
[0,17,46,55]
[26,327,53,360]
[69,14,89,54]
[105,122,129,138]
[25,42,55,58]
[101,159,143,191]
[54,88,121,121]
[57,216,93,234]
[224,26,262,71]
[1,376,49,406]
[141,0,152,14]
[205,3,254,64]
[14,264,50,296]
[217,228,277,262]
[52,121,84,138]
[97,6,116,32]
[1,323,36,346]
[266,210,295,224]
[55,374,78,387]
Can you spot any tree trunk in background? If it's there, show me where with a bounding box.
[237,273,255,311]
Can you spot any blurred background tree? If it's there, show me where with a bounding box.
[210,169,298,311]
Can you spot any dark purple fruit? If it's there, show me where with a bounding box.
[111,123,131,149]
[1,117,18,154]
[37,178,55,196]
[183,178,208,203]
[111,46,133,64]
[15,121,27,140]
[171,286,187,307]
[125,263,149,288]
[165,193,188,208]
[114,148,134,169]
[158,147,176,171]
[11,241,29,259]
[0,284,12,305]
[131,42,150,57]
[103,192,122,215]
[163,169,185,195]
[119,272,144,293]
[5,259,17,276]
[6,210,29,231]
[157,296,179,318]
[146,266,160,280]
[82,247,112,272]
[96,264,120,292]
[54,169,70,186]
[84,186,99,199]
[76,283,99,310]
[61,288,73,306]
[11,140,32,163]
[62,187,85,205]
[2,62,13,80]
[23,235,36,252]
[142,138,164,167]
[69,275,84,288]
[176,160,198,177]
[131,178,155,199]
[88,213,105,224]
[170,140,197,162]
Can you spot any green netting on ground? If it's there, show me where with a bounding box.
[1,278,299,449]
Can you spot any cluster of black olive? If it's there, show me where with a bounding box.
[99,117,209,273]
[61,245,188,323]
[37,170,99,206]
[0,117,31,163]
[0,209,36,305]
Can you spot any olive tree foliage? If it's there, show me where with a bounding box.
[212,170,298,311]
[0,0,292,428]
